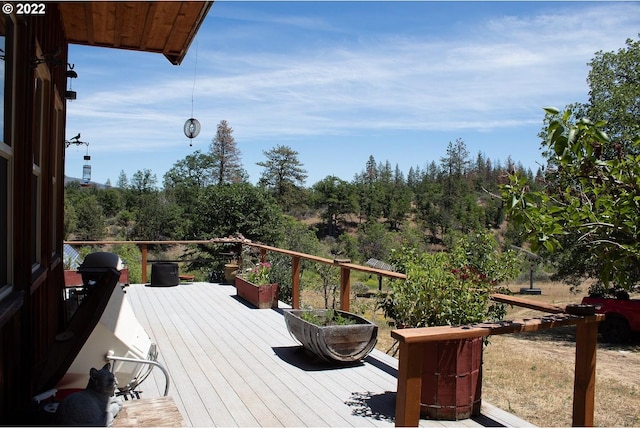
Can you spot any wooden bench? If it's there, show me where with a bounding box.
[113,396,185,427]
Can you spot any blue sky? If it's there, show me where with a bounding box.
[65,1,640,188]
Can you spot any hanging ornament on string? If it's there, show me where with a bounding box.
[184,118,201,142]
[184,39,201,146]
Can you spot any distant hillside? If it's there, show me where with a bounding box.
[64,176,107,189]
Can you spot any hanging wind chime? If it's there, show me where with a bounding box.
[183,39,201,146]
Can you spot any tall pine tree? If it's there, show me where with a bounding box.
[210,120,246,185]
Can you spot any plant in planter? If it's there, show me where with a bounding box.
[378,231,521,420]
[236,261,279,309]
[284,308,378,362]
[300,309,356,326]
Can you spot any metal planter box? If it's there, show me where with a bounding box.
[235,276,278,309]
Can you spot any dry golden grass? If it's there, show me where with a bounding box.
[483,282,640,427]
[301,281,640,426]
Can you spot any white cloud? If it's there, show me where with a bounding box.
[66,2,640,184]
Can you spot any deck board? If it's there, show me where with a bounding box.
[123,282,534,427]
[113,396,185,427]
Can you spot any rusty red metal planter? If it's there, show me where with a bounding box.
[421,336,483,420]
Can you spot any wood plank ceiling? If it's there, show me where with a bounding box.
[59,1,213,65]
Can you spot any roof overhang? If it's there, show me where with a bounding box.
[59,1,213,65]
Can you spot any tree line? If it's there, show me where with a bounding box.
[66,35,640,296]
[65,121,536,259]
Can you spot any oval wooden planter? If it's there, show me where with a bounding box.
[284,309,378,362]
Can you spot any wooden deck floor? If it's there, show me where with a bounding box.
[123,282,534,427]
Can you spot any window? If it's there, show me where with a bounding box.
[31,42,51,270]
[0,14,11,299]
[51,92,63,255]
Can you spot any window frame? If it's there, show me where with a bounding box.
[0,13,13,300]
[31,41,51,272]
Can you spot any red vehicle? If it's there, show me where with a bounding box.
[581,292,640,343]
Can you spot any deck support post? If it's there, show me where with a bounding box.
[291,256,300,309]
[141,244,148,284]
[236,243,243,269]
[395,341,423,427]
[340,266,350,312]
[235,242,242,263]
[573,317,598,427]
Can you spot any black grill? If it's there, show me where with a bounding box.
[78,252,124,286]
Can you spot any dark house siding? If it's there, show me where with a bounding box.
[0,6,68,420]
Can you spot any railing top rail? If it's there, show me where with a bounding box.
[246,242,407,279]
[391,313,604,344]
[64,239,406,280]
[491,293,566,314]
[64,239,237,245]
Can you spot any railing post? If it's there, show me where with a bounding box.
[260,248,267,264]
[395,341,423,427]
[573,317,598,427]
[291,256,300,309]
[235,242,242,264]
[340,266,350,312]
[141,244,148,284]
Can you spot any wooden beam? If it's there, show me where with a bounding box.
[82,3,95,45]
[491,293,565,314]
[141,244,148,284]
[573,320,598,427]
[338,261,406,280]
[392,314,603,344]
[340,266,350,312]
[113,396,185,427]
[137,2,157,51]
[291,256,300,309]
[394,341,423,427]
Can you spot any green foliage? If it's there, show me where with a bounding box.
[584,36,640,152]
[257,145,308,211]
[112,243,142,284]
[63,197,77,240]
[311,175,357,237]
[268,215,322,304]
[96,187,123,218]
[378,231,520,328]
[130,169,158,193]
[131,192,184,241]
[163,150,215,189]
[502,107,640,291]
[266,252,293,304]
[240,261,272,284]
[193,183,285,243]
[300,309,356,326]
[337,233,361,263]
[311,262,340,309]
[357,221,392,261]
[73,194,106,240]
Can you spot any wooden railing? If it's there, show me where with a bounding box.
[392,293,604,427]
[63,239,406,311]
[65,240,603,426]
[244,241,405,310]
